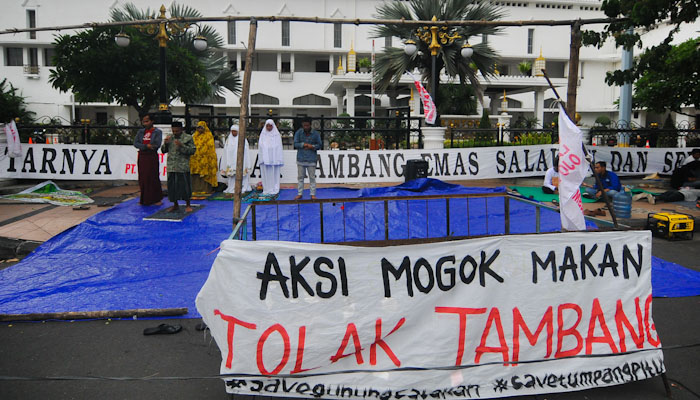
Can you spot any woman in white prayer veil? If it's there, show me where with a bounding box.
[221,124,251,196]
[258,119,284,195]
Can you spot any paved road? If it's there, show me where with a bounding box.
[1,234,698,400]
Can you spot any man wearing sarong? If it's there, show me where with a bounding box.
[133,113,163,206]
[221,124,251,197]
[162,121,196,212]
[258,119,284,195]
[190,121,219,195]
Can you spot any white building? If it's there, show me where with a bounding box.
[0,0,696,128]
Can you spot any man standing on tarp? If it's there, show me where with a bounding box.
[162,121,196,213]
[293,117,322,200]
[133,113,163,206]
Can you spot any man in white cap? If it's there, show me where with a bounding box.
[221,124,251,197]
[258,119,284,195]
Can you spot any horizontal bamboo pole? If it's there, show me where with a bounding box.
[0,16,622,35]
[0,307,188,322]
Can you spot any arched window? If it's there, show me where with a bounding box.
[292,94,331,106]
[251,93,280,105]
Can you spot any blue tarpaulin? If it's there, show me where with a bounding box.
[0,179,698,319]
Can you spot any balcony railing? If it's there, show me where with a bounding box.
[23,65,40,76]
[278,71,293,81]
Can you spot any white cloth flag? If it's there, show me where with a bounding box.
[557,104,588,231]
[4,120,22,157]
[407,72,436,124]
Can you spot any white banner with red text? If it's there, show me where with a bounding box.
[196,231,663,399]
[1,144,696,183]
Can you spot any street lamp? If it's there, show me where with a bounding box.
[404,16,474,124]
[114,4,207,124]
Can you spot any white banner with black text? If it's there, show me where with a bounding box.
[1,144,696,183]
[196,231,663,399]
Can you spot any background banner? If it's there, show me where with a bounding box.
[1,144,696,184]
[196,231,664,399]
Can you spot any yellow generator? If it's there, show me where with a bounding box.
[645,212,695,240]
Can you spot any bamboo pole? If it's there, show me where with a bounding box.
[566,20,582,122]
[0,308,188,322]
[233,19,258,227]
[0,16,625,36]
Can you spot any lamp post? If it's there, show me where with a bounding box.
[403,16,473,124]
[115,5,207,124]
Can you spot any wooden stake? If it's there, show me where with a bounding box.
[0,308,188,322]
[233,19,258,228]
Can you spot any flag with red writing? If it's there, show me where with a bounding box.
[557,104,588,231]
[408,72,436,125]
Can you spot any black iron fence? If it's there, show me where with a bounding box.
[446,127,558,148]
[588,128,700,148]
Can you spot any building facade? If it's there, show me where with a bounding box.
[0,0,695,128]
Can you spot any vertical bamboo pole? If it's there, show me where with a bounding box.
[233,19,258,228]
[566,19,582,122]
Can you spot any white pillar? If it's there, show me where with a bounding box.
[344,84,357,117]
[336,92,344,115]
[329,54,335,74]
[236,52,241,71]
[290,52,295,73]
[277,52,282,72]
[534,89,545,126]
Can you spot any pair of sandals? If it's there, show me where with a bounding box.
[584,208,606,217]
[143,323,182,335]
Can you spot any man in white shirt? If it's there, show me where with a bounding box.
[542,157,560,194]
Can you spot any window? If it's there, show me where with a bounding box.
[293,94,331,106]
[27,10,36,39]
[385,36,392,48]
[333,23,342,48]
[5,48,23,66]
[95,112,108,125]
[527,29,534,54]
[315,60,330,72]
[29,48,38,66]
[281,61,291,73]
[281,21,290,46]
[227,21,236,44]
[44,48,56,66]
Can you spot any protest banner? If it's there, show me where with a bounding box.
[1,144,696,184]
[196,231,664,399]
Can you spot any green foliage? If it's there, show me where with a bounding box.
[0,79,35,124]
[357,57,372,69]
[582,0,698,95]
[371,0,503,103]
[479,109,491,129]
[594,115,612,126]
[518,60,532,75]
[49,2,240,116]
[633,38,699,114]
[436,84,477,115]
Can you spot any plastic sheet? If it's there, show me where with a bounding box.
[0,179,698,320]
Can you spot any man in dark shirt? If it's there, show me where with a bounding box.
[293,117,322,200]
[583,161,621,199]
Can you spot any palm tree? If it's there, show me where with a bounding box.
[372,0,503,109]
[110,3,241,101]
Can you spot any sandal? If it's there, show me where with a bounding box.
[143,323,182,336]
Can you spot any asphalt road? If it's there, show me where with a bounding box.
[1,234,699,400]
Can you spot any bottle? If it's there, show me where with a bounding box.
[613,191,632,219]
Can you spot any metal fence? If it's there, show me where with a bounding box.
[446,127,558,148]
[230,193,616,245]
[588,128,700,148]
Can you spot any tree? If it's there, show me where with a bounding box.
[372,0,502,105]
[49,2,240,117]
[436,84,477,115]
[633,38,699,115]
[582,0,699,89]
[0,79,35,124]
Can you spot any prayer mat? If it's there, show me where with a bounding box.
[509,186,596,203]
[143,204,204,222]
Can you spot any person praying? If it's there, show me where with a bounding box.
[133,113,163,206]
[258,119,284,196]
[221,124,251,197]
[190,121,219,195]
[161,121,196,212]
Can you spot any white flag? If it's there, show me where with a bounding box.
[407,72,436,124]
[4,120,22,158]
[557,104,588,231]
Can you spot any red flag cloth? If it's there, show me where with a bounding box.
[408,72,436,125]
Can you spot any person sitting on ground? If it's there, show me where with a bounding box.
[190,121,219,195]
[671,148,700,189]
[221,124,251,198]
[161,121,196,213]
[542,156,560,195]
[293,117,322,200]
[582,161,621,199]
